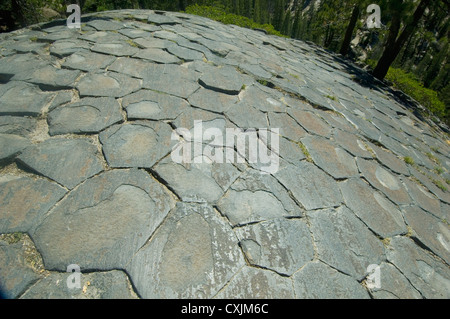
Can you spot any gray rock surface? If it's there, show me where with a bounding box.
[0,10,449,299]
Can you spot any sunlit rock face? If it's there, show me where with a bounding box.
[0,10,449,300]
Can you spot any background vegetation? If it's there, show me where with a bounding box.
[1,0,448,126]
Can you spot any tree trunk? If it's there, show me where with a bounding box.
[373,0,432,80]
[340,4,360,56]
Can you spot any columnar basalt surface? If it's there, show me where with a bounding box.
[0,10,449,299]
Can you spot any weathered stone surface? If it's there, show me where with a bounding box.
[340,178,408,238]
[1,10,449,299]
[199,65,246,95]
[308,206,385,280]
[32,169,176,271]
[154,157,234,203]
[49,39,91,58]
[134,48,181,64]
[17,138,104,189]
[402,177,443,219]
[218,190,288,227]
[20,270,138,299]
[62,50,116,72]
[357,158,411,205]
[143,63,200,98]
[13,65,81,90]
[288,109,332,138]
[292,261,370,299]
[403,205,450,264]
[214,266,294,299]
[122,89,189,120]
[236,218,314,276]
[188,87,238,113]
[0,81,53,117]
[108,57,151,78]
[91,42,139,57]
[0,235,43,299]
[386,237,450,299]
[268,112,307,142]
[0,134,32,163]
[126,202,245,298]
[100,121,172,168]
[0,176,66,233]
[275,161,342,210]
[303,135,358,179]
[333,129,372,158]
[76,71,141,98]
[0,116,37,137]
[48,97,123,135]
[166,44,204,61]
[369,262,422,299]
[87,19,125,31]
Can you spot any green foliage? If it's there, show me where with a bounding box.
[386,67,447,124]
[184,4,284,37]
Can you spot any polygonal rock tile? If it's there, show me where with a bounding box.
[274,161,342,210]
[0,81,54,117]
[199,65,246,95]
[217,190,288,227]
[369,262,422,299]
[402,177,443,219]
[0,235,43,299]
[100,121,173,168]
[166,44,204,61]
[31,169,176,271]
[133,37,167,49]
[108,57,152,78]
[0,116,37,137]
[333,129,372,159]
[302,135,358,179]
[287,109,332,138]
[409,167,450,205]
[76,71,141,98]
[225,102,268,129]
[134,48,181,64]
[79,30,129,43]
[118,28,153,39]
[0,134,32,163]
[386,237,450,299]
[0,53,48,81]
[235,218,314,276]
[307,206,385,280]
[368,142,410,176]
[62,50,116,72]
[292,261,370,299]
[402,205,450,264]
[188,87,238,113]
[356,158,411,205]
[48,97,123,135]
[13,65,81,90]
[91,42,139,57]
[122,89,189,120]
[339,178,407,238]
[240,85,285,113]
[142,64,200,98]
[86,19,125,31]
[147,13,179,25]
[153,157,236,203]
[126,202,245,298]
[268,112,307,142]
[214,266,294,299]
[0,175,66,233]
[17,138,104,189]
[20,270,138,299]
[49,39,91,58]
